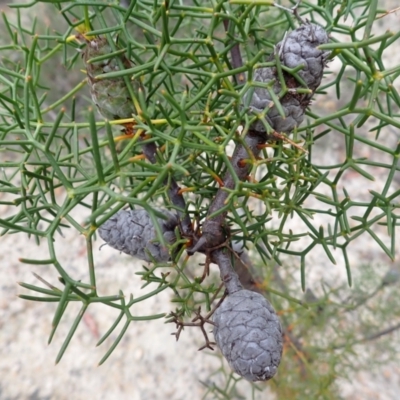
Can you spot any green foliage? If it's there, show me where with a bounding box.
[1,0,400,396]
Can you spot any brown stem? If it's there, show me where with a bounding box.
[212,249,243,294]
[141,139,193,237]
[188,129,268,254]
[223,19,245,84]
[362,322,400,342]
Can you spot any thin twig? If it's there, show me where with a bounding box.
[362,322,400,342]
[168,297,228,351]
[331,322,400,350]
[376,6,400,20]
[274,0,305,24]
[32,272,59,291]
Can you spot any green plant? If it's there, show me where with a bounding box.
[1,0,400,396]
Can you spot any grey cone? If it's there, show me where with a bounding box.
[213,289,283,381]
[98,209,178,262]
[244,23,330,134]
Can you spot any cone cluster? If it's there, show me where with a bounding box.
[245,23,330,134]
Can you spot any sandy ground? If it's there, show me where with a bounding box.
[0,228,222,400]
[1,1,400,399]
